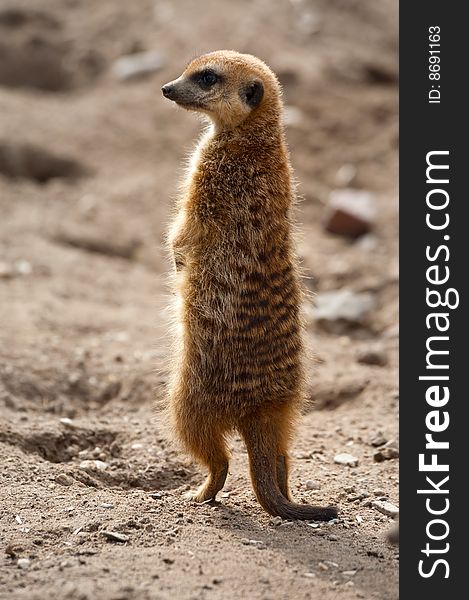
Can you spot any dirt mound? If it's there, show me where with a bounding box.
[0,141,89,182]
[0,6,103,91]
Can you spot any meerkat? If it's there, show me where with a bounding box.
[162,50,337,521]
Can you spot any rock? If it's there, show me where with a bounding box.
[305,479,320,490]
[241,538,266,548]
[368,432,388,447]
[355,234,379,251]
[102,531,129,543]
[374,440,399,462]
[314,290,375,328]
[0,261,14,279]
[371,500,399,518]
[334,164,357,187]
[342,570,357,577]
[312,375,367,410]
[79,460,108,471]
[100,503,114,509]
[54,229,140,261]
[59,417,77,428]
[334,453,359,467]
[357,346,388,367]
[15,260,32,275]
[17,558,30,569]
[55,473,74,486]
[374,447,399,462]
[149,492,163,500]
[111,51,165,81]
[324,189,376,238]
[373,489,386,497]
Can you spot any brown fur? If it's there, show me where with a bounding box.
[162,51,337,521]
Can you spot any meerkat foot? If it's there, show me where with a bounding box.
[186,462,229,503]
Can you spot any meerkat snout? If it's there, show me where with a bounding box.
[161,83,176,99]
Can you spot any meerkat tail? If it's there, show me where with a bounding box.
[240,418,338,521]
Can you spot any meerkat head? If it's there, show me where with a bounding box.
[161,50,281,130]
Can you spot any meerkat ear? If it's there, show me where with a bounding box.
[242,79,264,109]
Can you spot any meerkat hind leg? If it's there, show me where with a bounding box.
[192,461,229,503]
[184,429,229,503]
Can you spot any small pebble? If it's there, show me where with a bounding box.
[374,447,399,462]
[374,441,399,462]
[324,189,376,239]
[15,260,32,275]
[102,531,129,543]
[59,418,77,428]
[357,347,388,367]
[335,164,357,187]
[315,290,375,326]
[79,460,108,471]
[112,51,165,81]
[334,453,359,467]
[17,558,30,569]
[371,500,399,518]
[0,261,14,279]
[56,474,74,486]
[305,479,320,490]
[342,570,357,577]
[241,538,265,548]
[368,432,388,447]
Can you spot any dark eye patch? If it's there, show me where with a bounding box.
[191,68,220,89]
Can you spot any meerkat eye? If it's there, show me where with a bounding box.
[198,69,218,89]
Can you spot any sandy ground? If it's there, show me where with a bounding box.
[0,0,398,598]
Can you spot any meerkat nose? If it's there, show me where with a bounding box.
[162,83,175,99]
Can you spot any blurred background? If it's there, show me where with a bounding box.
[0,1,398,599]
